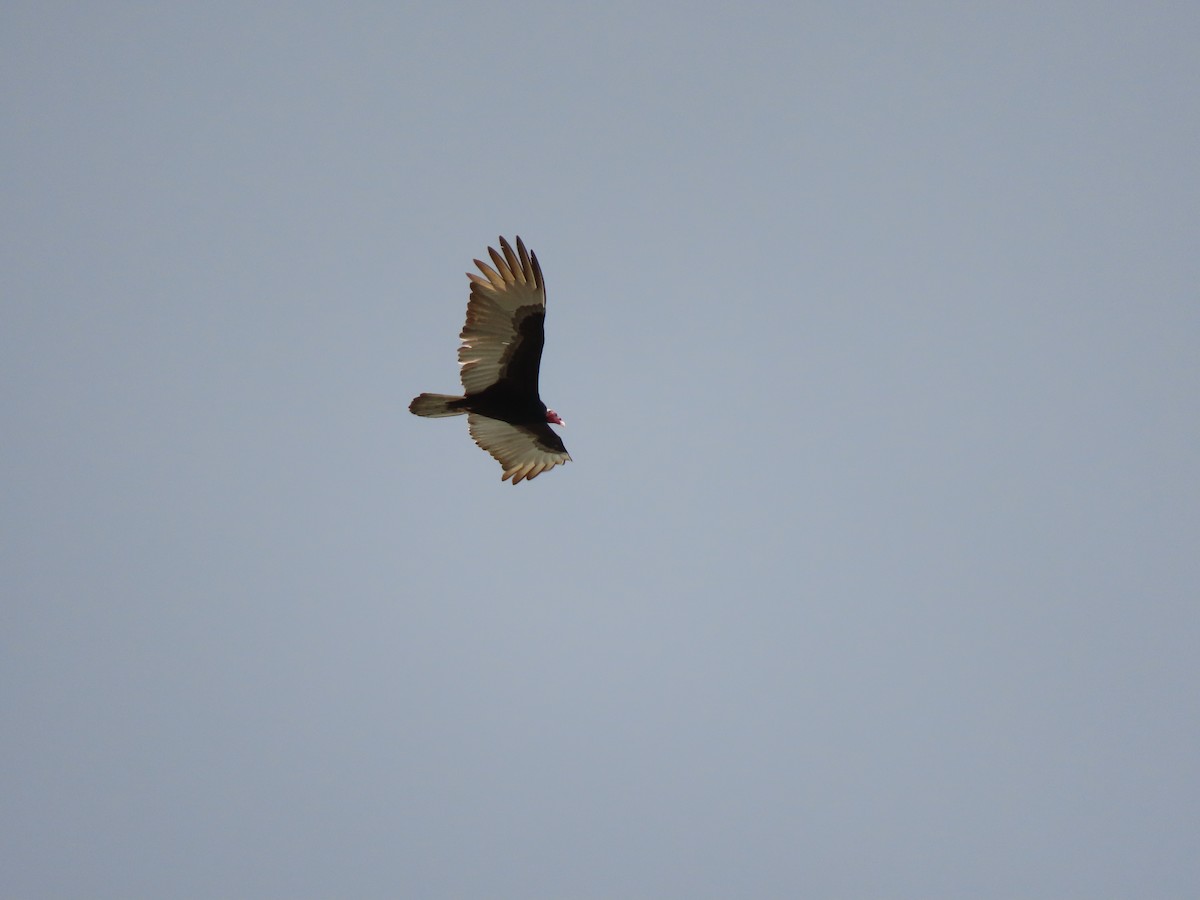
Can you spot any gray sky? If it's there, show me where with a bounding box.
[4,3,1198,897]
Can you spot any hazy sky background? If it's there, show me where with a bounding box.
[4,3,1198,897]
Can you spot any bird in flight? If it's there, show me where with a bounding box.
[410,236,571,484]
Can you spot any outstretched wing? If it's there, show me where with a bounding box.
[467,414,571,484]
[459,236,546,396]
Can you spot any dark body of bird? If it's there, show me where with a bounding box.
[409,236,570,483]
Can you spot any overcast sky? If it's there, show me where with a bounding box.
[4,3,1198,897]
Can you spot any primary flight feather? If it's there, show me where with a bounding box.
[409,236,571,484]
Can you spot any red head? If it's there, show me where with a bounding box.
[546,409,565,426]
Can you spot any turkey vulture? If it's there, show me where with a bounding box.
[409,236,571,484]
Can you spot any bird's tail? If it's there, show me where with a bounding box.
[409,393,467,417]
